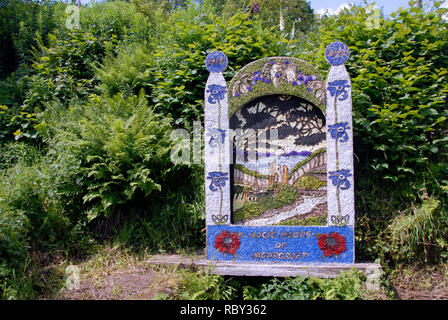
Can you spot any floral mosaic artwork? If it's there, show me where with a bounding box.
[317,232,347,259]
[207,84,227,104]
[205,50,228,73]
[327,80,350,101]
[214,230,241,256]
[324,41,350,66]
[204,44,355,265]
[229,95,327,226]
[324,42,354,228]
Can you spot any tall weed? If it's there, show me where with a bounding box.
[379,197,448,265]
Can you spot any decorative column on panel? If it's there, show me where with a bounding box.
[325,42,355,227]
[204,51,231,226]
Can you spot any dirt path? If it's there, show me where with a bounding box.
[58,265,177,300]
[54,251,448,300]
[390,265,448,300]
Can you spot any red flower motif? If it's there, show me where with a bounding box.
[215,231,240,255]
[317,232,346,258]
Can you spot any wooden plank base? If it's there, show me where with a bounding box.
[146,255,381,278]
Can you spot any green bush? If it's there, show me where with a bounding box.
[0,152,92,299]
[176,269,236,300]
[250,276,321,300]
[242,269,367,300]
[39,91,176,222]
[234,184,299,222]
[116,166,205,252]
[379,197,448,265]
[0,0,57,76]
[0,208,29,283]
[277,214,327,226]
[1,0,448,299]
[4,1,155,143]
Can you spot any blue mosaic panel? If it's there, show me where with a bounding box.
[207,225,354,264]
[205,51,228,73]
[325,42,350,66]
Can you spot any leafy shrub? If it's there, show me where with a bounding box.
[0,158,75,249]
[95,44,153,98]
[96,10,295,128]
[21,30,118,123]
[242,269,367,300]
[379,197,448,265]
[0,72,30,143]
[39,91,176,222]
[0,156,88,299]
[310,269,367,300]
[116,166,205,252]
[175,270,236,300]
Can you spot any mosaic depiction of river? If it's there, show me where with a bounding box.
[230,95,327,226]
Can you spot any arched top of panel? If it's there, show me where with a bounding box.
[228,57,326,117]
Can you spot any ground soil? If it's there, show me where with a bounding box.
[53,253,448,300]
[57,263,184,300]
[59,266,156,300]
[389,264,448,300]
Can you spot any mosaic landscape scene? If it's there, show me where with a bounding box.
[230,95,327,226]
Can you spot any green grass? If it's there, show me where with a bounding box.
[288,148,326,180]
[294,175,326,190]
[276,214,327,226]
[233,184,299,222]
